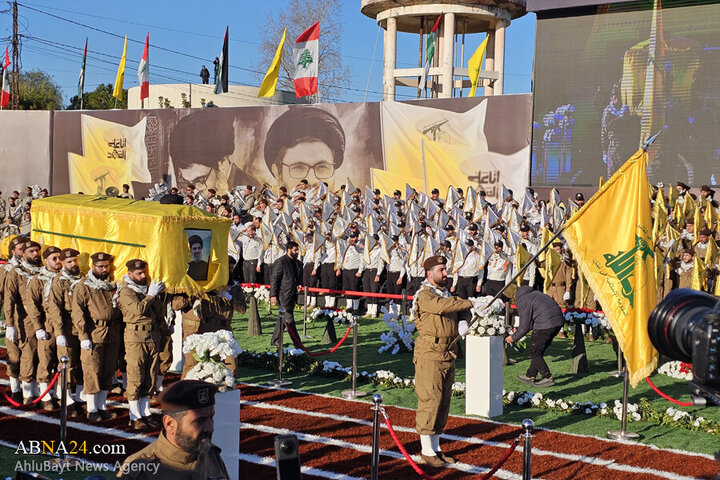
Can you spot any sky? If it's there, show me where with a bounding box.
[7,0,536,107]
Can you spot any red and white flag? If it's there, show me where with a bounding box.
[293,22,319,98]
[1,46,10,109]
[137,33,149,103]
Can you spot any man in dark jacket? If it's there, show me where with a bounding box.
[270,241,303,348]
[506,286,564,387]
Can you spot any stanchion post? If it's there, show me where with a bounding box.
[401,289,407,316]
[522,419,533,480]
[59,356,69,461]
[370,394,383,480]
[302,286,309,338]
[607,366,639,440]
[342,319,367,399]
[268,309,291,388]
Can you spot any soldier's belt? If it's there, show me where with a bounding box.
[93,320,113,327]
[127,324,152,332]
[551,282,566,287]
[421,335,454,345]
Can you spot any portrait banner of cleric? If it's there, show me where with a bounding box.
[116,379,229,479]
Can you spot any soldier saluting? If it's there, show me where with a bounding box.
[411,255,472,467]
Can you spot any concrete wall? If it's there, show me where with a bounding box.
[127,84,303,110]
[0,110,52,196]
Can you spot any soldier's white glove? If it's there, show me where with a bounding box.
[148,281,164,297]
[35,329,50,341]
[458,320,469,339]
[5,326,16,343]
[563,291,571,301]
[56,335,67,347]
[80,339,93,350]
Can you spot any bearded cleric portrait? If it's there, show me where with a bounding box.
[185,231,210,281]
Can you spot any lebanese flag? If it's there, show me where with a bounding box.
[1,46,9,109]
[293,22,319,98]
[138,33,149,103]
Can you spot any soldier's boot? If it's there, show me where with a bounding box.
[9,377,22,403]
[38,382,59,410]
[155,375,164,393]
[140,397,159,428]
[128,399,150,430]
[431,434,456,463]
[74,384,86,404]
[96,390,118,419]
[86,393,101,421]
[325,296,335,308]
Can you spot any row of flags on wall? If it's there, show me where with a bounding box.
[55,15,491,106]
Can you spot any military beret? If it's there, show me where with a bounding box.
[90,252,112,263]
[23,241,41,251]
[494,240,504,248]
[42,246,61,259]
[423,255,447,271]
[685,219,694,225]
[682,249,694,257]
[700,185,711,192]
[442,240,452,248]
[373,189,380,195]
[699,228,712,237]
[9,236,26,254]
[465,239,475,247]
[552,241,564,247]
[159,380,218,413]
[445,224,455,231]
[575,193,584,201]
[677,182,690,190]
[391,235,399,242]
[393,190,402,196]
[520,225,531,232]
[348,231,359,238]
[468,223,478,231]
[126,259,147,271]
[61,248,80,260]
[431,188,440,195]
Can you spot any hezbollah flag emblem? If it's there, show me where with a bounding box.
[563,148,658,386]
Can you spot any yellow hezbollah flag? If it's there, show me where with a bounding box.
[258,29,286,98]
[468,36,489,97]
[562,149,657,386]
[515,242,531,286]
[113,36,128,100]
[30,194,230,297]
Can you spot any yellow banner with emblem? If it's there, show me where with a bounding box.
[30,194,230,296]
[562,149,657,387]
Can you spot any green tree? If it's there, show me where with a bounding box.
[67,83,127,110]
[18,69,63,110]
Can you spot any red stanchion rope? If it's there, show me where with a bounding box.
[2,371,61,407]
[380,409,434,480]
[240,283,414,301]
[479,436,521,480]
[286,322,353,357]
[645,377,693,407]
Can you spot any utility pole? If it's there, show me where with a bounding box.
[11,0,19,109]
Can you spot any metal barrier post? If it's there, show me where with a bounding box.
[522,419,534,480]
[302,286,310,338]
[342,319,366,399]
[268,309,291,388]
[59,356,69,461]
[370,394,383,480]
[401,289,407,316]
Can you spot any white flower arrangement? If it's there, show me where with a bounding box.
[563,309,610,329]
[306,307,357,325]
[243,284,270,303]
[378,302,415,354]
[374,369,414,388]
[658,361,693,380]
[182,330,243,391]
[467,296,506,337]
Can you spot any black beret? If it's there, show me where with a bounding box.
[431,188,439,195]
[552,241,564,247]
[349,231,359,238]
[393,190,401,196]
[676,182,690,190]
[468,223,478,231]
[423,255,447,271]
[494,240,504,248]
[90,252,112,263]
[445,224,455,231]
[699,228,712,237]
[42,246,61,259]
[126,259,147,271]
[442,240,452,248]
[465,239,475,247]
[60,248,80,260]
[520,225,531,232]
[23,240,41,251]
[575,193,584,201]
[159,380,218,413]
[373,189,380,195]
[682,248,694,257]
[391,235,399,242]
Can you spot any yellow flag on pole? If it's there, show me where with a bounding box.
[562,148,657,386]
[113,35,128,100]
[467,36,489,97]
[258,29,286,98]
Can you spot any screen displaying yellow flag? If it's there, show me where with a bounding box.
[113,36,128,100]
[468,36,489,97]
[258,29,286,98]
[563,148,657,386]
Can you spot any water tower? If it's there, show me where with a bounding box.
[361,0,527,100]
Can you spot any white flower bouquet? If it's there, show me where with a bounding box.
[243,283,270,304]
[467,296,507,337]
[306,307,357,325]
[182,330,242,391]
[378,302,415,354]
[658,361,693,380]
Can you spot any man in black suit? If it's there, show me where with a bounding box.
[270,241,303,348]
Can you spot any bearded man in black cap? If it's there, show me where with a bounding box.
[117,379,229,479]
[411,255,473,467]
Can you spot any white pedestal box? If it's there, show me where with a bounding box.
[465,335,504,418]
[214,388,241,480]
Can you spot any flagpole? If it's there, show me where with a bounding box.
[447,225,568,350]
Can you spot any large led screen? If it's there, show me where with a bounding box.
[532,0,720,186]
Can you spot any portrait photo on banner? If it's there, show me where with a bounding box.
[185,228,211,281]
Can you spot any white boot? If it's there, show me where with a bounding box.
[97,390,108,410]
[309,296,316,307]
[75,384,86,403]
[352,299,360,311]
[155,375,164,392]
[326,296,335,307]
[10,377,20,393]
[86,393,98,413]
[368,304,377,317]
[21,381,34,401]
[420,434,435,456]
[140,397,151,417]
[128,399,142,421]
[430,433,442,453]
[62,388,75,405]
[38,382,51,402]
[32,381,40,397]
